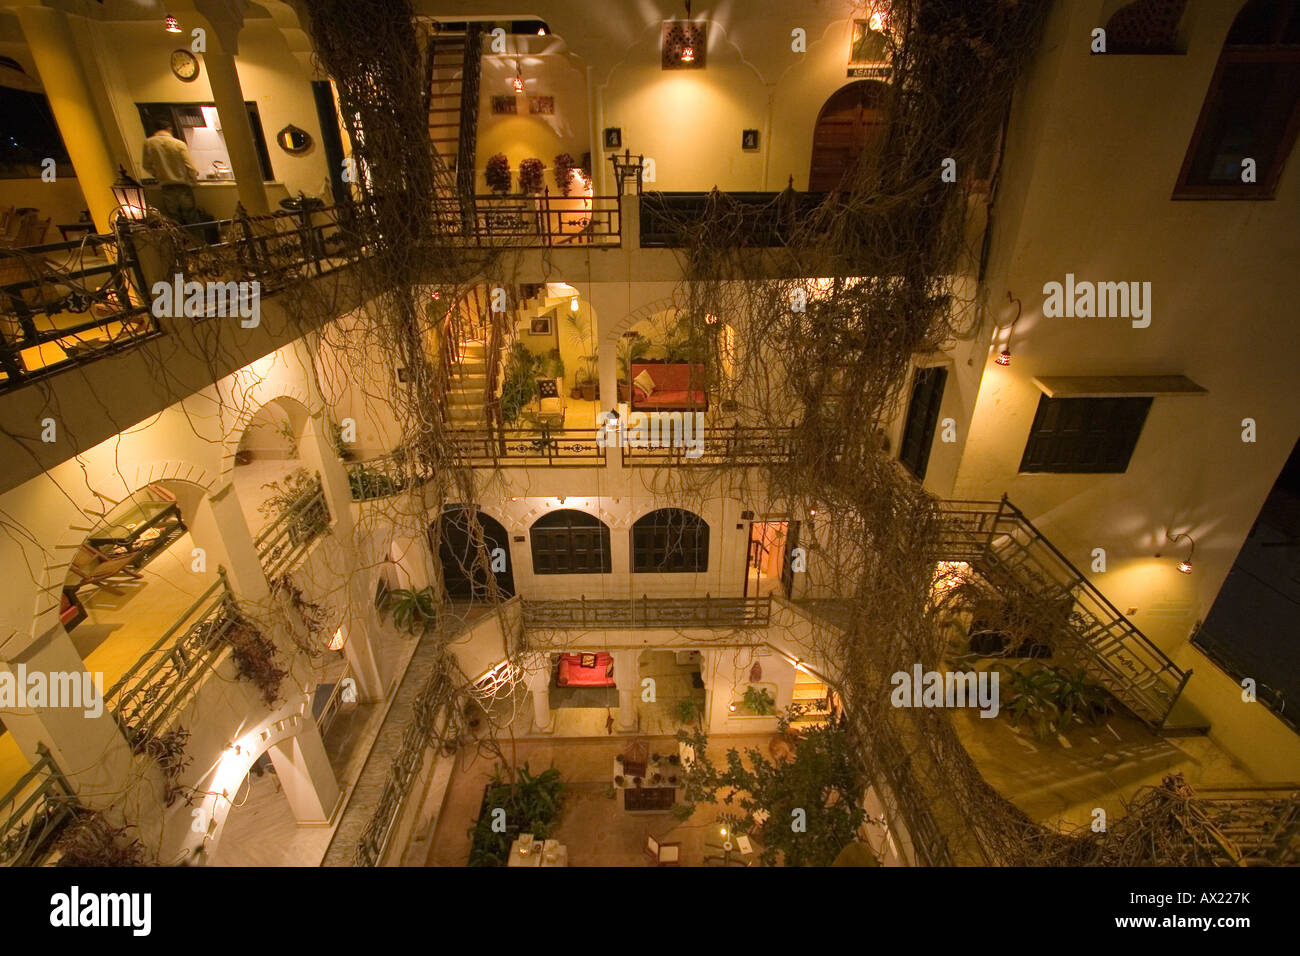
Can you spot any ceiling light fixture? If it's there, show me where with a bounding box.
[998,291,1021,368]
[512,61,525,93]
[165,15,181,34]
[680,45,695,63]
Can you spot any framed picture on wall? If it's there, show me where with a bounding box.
[491,95,518,114]
[742,129,759,150]
[603,127,622,149]
[528,96,555,114]
[530,314,553,336]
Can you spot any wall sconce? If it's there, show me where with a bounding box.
[680,45,695,63]
[165,14,181,34]
[570,295,580,312]
[997,291,1021,368]
[1167,530,1195,573]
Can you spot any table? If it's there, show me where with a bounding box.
[613,754,684,813]
[507,837,567,867]
[704,829,758,866]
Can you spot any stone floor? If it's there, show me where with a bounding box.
[425,734,772,867]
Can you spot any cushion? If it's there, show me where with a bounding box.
[633,369,656,396]
[537,378,559,399]
[581,652,597,668]
[659,844,680,862]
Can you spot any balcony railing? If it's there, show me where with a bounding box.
[0,744,80,867]
[522,594,772,629]
[447,426,605,467]
[1,234,158,391]
[102,570,240,748]
[619,424,798,466]
[346,452,429,501]
[431,192,621,247]
[640,190,827,248]
[254,473,331,577]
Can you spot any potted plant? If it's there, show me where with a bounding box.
[485,153,511,194]
[519,158,545,195]
[553,153,576,196]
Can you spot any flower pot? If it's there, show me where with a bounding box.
[579,384,596,402]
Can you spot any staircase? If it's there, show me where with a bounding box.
[445,338,488,427]
[790,668,832,726]
[938,497,1197,732]
[426,24,483,199]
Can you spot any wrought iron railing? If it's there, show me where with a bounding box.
[938,497,1190,729]
[1191,624,1295,734]
[522,595,771,629]
[619,424,798,465]
[432,192,621,247]
[1163,782,1300,865]
[346,453,432,501]
[0,744,80,867]
[354,655,456,866]
[1,234,157,390]
[448,426,605,467]
[102,570,240,748]
[640,190,827,248]
[254,473,331,577]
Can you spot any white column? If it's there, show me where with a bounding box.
[267,718,340,824]
[190,482,269,601]
[613,648,640,732]
[527,655,554,733]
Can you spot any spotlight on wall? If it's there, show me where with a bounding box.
[165,15,181,33]
[1166,530,1195,573]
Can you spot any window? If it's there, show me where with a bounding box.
[632,508,709,573]
[136,102,275,182]
[0,87,72,178]
[899,365,947,480]
[1102,0,1188,54]
[1173,0,1300,199]
[1019,396,1152,473]
[530,509,611,574]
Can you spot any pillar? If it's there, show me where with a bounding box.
[613,648,640,732]
[526,655,554,733]
[200,39,270,215]
[267,719,340,824]
[190,482,269,601]
[300,414,384,700]
[15,7,121,232]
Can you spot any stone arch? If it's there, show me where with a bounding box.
[219,383,316,480]
[32,460,218,637]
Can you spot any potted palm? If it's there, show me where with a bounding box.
[485,153,511,194]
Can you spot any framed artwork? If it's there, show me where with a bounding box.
[603,127,622,149]
[528,96,555,114]
[530,315,553,335]
[491,95,518,114]
[742,129,759,150]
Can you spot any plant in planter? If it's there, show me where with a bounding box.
[500,341,542,424]
[385,586,438,635]
[222,615,287,707]
[673,696,703,727]
[485,152,511,194]
[52,810,150,867]
[519,158,545,194]
[467,762,565,867]
[565,310,597,398]
[998,663,1113,739]
[553,152,576,196]
[613,774,625,787]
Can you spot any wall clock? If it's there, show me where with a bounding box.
[170,49,200,82]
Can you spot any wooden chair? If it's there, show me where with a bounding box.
[645,834,681,866]
[533,376,565,427]
[66,543,144,596]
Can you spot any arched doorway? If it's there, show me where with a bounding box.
[435,506,514,599]
[808,81,891,192]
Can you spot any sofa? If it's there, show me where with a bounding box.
[630,362,708,411]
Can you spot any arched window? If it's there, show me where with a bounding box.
[1103,0,1187,54]
[1174,0,1300,198]
[631,508,709,573]
[530,509,611,574]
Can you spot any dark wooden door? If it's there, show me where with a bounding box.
[809,81,890,192]
[436,506,514,599]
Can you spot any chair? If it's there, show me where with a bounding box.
[66,543,144,596]
[533,376,565,427]
[645,834,681,866]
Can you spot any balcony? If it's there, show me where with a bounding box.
[639,190,828,248]
[0,745,80,867]
[522,595,772,629]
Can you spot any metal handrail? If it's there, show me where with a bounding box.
[522,594,772,629]
[254,473,331,577]
[0,744,80,867]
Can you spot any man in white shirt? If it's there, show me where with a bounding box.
[141,122,202,225]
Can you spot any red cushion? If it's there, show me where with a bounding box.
[557,652,615,686]
[630,364,707,409]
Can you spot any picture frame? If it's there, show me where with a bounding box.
[530,315,553,335]
[742,129,759,150]
[603,127,622,149]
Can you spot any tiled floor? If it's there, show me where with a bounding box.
[425,734,773,867]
